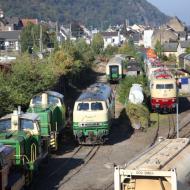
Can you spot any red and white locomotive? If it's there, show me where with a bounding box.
[150,68,176,112]
[145,48,177,112]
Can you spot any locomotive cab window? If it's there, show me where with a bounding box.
[156,84,174,89]
[20,119,34,130]
[111,66,119,73]
[165,84,174,89]
[77,103,89,111]
[0,119,11,131]
[32,95,42,105]
[156,84,164,89]
[91,102,103,110]
[48,95,59,105]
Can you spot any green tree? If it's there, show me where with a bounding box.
[20,23,51,53]
[0,54,58,115]
[118,42,137,57]
[186,47,190,54]
[103,45,118,56]
[154,40,163,58]
[91,33,104,54]
[75,38,95,66]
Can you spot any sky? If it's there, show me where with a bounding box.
[147,0,190,25]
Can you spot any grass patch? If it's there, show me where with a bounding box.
[150,113,168,128]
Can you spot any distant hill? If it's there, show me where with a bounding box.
[0,0,169,28]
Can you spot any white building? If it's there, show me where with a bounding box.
[100,31,125,48]
[143,29,154,48]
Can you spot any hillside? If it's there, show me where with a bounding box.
[0,0,169,27]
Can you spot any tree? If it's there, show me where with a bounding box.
[154,40,163,58]
[20,23,51,53]
[118,42,137,58]
[103,45,118,56]
[0,54,58,115]
[186,47,190,54]
[91,33,104,54]
[75,39,95,66]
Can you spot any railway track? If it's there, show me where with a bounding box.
[167,113,176,138]
[58,145,100,189]
[151,112,177,144]
[31,145,100,190]
[46,145,83,179]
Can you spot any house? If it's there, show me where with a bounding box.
[178,31,187,41]
[177,40,190,55]
[126,61,142,76]
[166,17,186,32]
[184,54,190,73]
[125,28,142,46]
[130,24,145,33]
[21,19,38,27]
[100,31,124,48]
[0,16,22,31]
[179,53,188,68]
[0,30,21,51]
[162,42,178,57]
[151,28,178,48]
[60,26,70,41]
[0,9,23,31]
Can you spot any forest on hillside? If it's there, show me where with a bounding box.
[0,0,169,28]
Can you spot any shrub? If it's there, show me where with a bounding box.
[126,103,150,129]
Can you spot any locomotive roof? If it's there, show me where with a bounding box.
[34,90,64,99]
[107,55,125,66]
[151,77,175,83]
[77,83,112,101]
[0,112,39,121]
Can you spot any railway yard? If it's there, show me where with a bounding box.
[1,50,190,190]
[29,59,190,190]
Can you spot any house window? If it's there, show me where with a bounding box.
[9,41,14,48]
[112,38,115,43]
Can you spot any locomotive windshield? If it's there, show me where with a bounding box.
[156,84,174,89]
[77,102,103,111]
[32,95,42,105]
[77,103,89,111]
[0,119,11,131]
[20,119,34,130]
[165,84,174,89]
[48,95,59,105]
[111,66,119,74]
[91,102,103,110]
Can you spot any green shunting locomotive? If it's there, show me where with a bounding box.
[27,91,66,151]
[0,109,48,185]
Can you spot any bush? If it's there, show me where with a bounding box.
[126,103,150,129]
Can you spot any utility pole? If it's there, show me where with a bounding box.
[56,21,58,40]
[176,80,179,138]
[39,24,43,52]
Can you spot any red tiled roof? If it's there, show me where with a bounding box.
[21,19,38,27]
